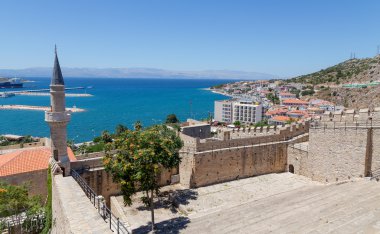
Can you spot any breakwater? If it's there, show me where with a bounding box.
[12,92,92,97]
[0,105,85,112]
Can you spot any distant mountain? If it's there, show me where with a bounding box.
[0,67,277,80]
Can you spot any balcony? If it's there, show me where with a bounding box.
[45,111,71,122]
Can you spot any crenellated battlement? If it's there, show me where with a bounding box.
[181,121,310,153]
[321,107,380,124]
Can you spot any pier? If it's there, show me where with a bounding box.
[0,105,85,112]
[0,87,93,97]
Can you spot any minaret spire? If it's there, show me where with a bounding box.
[52,45,64,85]
[46,46,71,176]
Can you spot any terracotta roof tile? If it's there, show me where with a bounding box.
[0,147,76,176]
[271,116,291,122]
[0,147,51,177]
[282,99,309,105]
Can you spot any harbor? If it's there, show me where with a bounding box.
[0,105,85,112]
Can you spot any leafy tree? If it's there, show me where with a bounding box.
[233,121,241,127]
[301,89,315,96]
[134,121,143,131]
[103,124,183,231]
[266,93,280,104]
[254,120,269,127]
[115,124,128,136]
[93,136,102,143]
[101,130,112,143]
[67,139,75,150]
[165,114,179,124]
[0,182,43,233]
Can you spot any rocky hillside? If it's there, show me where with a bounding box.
[310,85,380,109]
[287,55,380,85]
[286,55,380,108]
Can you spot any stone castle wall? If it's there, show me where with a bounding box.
[71,154,178,205]
[187,122,309,152]
[51,174,71,234]
[288,128,369,183]
[0,169,48,198]
[181,143,288,188]
[321,107,380,124]
[288,108,380,183]
[371,128,380,172]
[179,121,310,188]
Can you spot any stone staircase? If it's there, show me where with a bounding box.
[184,179,380,234]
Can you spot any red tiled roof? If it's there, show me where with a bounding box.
[279,92,296,96]
[265,109,288,116]
[0,147,51,176]
[287,110,307,114]
[0,147,76,176]
[67,147,77,162]
[282,99,309,105]
[271,116,291,122]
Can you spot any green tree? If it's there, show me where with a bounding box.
[101,130,112,143]
[233,121,241,127]
[0,182,43,232]
[103,125,183,231]
[134,121,143,131]
[115,124,128,136]
[266,93,280,104]
[254,120,269,127]
[165,114,179,124]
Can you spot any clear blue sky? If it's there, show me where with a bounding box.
[0,0,379,77]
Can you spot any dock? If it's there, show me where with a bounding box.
[0,105,85,112]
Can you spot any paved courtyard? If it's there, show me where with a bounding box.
[112,173,380,233]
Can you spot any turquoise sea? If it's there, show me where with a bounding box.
[0,77,232,142]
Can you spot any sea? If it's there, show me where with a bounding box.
[0,77,234,142]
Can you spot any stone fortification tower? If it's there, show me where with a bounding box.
[45,47,71,175]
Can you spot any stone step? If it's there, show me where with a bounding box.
[186,184,338,233]
[245,181,380,233]
[185,180,377,234]
[280,181,380,233]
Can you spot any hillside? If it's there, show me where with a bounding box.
[286,55,380,109]
[287,55,380,85]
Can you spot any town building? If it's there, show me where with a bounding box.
[214,99,263,124]
[282,98,309,109]
[278,92,296,101]
[268,115,291,125]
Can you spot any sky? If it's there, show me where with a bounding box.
[0,0,379,77]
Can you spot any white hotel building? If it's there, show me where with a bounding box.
[214,99,263,124]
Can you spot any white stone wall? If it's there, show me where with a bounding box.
[291,128,369,183]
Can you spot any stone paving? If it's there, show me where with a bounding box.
[54,175,113,234]
[114,173,380,233]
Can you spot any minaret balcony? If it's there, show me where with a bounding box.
[45,111,71,123]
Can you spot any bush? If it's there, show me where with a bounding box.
[41,167,52,234]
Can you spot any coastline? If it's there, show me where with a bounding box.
[209,89,233,98]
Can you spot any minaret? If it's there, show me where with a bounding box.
[45,46,71,176]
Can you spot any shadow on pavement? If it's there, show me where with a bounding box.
[133,216,190,234]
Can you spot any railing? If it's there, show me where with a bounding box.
[311,119,380,129]
[71,169,130,234]
[1,213,45,234]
